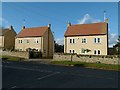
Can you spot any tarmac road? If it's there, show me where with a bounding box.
[2,60,119,88]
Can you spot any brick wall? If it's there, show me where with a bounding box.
[53,53,120,65]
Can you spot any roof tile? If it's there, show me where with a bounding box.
[64,22,108,36]
[16,26,49,37]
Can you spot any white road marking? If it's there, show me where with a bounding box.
[37,72,60,80]
[1,65,53,73]
[6,86,17,90]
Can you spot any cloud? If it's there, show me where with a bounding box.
[78,14,101,24]
[108,33,118,47]
[56,38,64,45]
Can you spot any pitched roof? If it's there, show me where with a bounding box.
[0,29,10,36]
[16,26,49,38]
[64,22,108,37]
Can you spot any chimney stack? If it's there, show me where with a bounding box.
[104,11,106,22]
[48,23,51,28]
[68,21,71,27]
[105,18,108,23]
[9,25,13,30]
[22,26,25,30]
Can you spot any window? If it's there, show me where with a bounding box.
[82,38,86,43]
[70,50,71,53]
[98,50,100,55]
[21,40,22,43]
[36,40,39,43]
[73,39,75,43]
[94,38,97,43]
[34,39,39,43]
[94,50,97,55]
[73,50,75,53]
[26,40,29,43]
[70,39,72,43]
[94,38,101,43]
[18,40,21,43]
[94,50,101,55]
[18,40,22,43]
[98,38,100,43]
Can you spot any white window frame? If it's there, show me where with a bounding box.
[82,38,86,43]
[34,39,39,43]
[98,38,101,43]
[94,50,101,55]
[69,39,75,44]
[26,39,29,43]
[94,38,101,44]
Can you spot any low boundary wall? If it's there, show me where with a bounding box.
[2,51,29,59]
[53,53,120,65]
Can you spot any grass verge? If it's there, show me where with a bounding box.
[1,55,24,61]
[50,61,120,71]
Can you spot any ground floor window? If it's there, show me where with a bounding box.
[69,50,75,53]
[94,50,101,55]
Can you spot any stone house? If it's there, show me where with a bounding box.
[64,19,109,55]
[0,26,16,50]
[15,24,54,58]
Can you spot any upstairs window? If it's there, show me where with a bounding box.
[94,38,97,43]
[36,40,39,43]
[18,40,22,43]
[26,40,29,43]
[70,39,72,43]
[70,39,75,44]
[18,40,21,43]
[94,38,101,43]
[21,40,22,43]
[73,39,75,43]
[82,38,86,43]
[98,38,100,43]
[34,39,39,43]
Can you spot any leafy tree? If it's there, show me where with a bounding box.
[114,35,120,55]
[54,41,64,53]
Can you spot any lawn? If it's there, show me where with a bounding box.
[50,61,120,71]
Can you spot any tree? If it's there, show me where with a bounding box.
[114,35,120,55]
[54,41,64,53]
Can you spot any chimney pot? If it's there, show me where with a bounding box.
[22,26,25,29]
[105,18,108,23]
[48,23,51,28]
[9,25,13,30]
[68,21,71,27]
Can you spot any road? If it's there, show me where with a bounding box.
[2,60,119,88]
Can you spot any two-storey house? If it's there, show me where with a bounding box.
[64,19,108,55]
[0,26,16,50]
[15,24,54,58]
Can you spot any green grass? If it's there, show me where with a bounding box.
[50,61,120,71]
[1,55,24,61]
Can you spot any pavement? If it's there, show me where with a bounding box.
[2,60,119,88]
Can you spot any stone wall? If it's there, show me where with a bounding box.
[2,51,29,59]
[53,53,120,65]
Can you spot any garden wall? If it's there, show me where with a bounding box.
[2,51,29,59]
[53,53,120,65]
